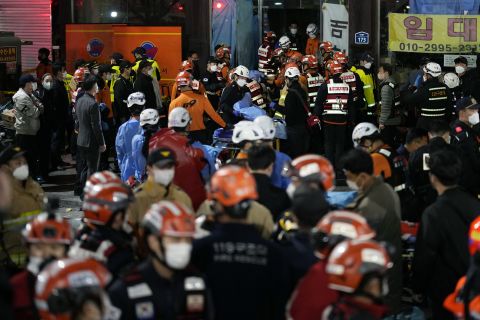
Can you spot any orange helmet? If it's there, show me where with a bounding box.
[312,211,376,258]
[333,51,348,65]
[208,165,258,208]
[23,213,73,245]
[84,171,121,195]
[302,55,318,71]
[288,52,304,64]
[326,240,392,293]
[82,183,133,225]
[180,60,193,72]
[320,41,334,53]
[286,154,336,191]
[142,200,195,238]
[176,71,193,87]
[215,46,231,60]
[35,258,111,320]
[327,60,344,75]
[73,67,86,83]
[469,216,480,255]
[215,47,225,59]
[444,276,480,319]
[284,62,299,72]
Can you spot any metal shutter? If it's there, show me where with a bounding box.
[0,0,51,71]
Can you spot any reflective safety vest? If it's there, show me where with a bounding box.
[258,44,273,75]
[306,73,324,108]
[323,80,350,117]
[421,85,448,118]
[340,71,359,101]
[64,73,73,102]
[109,65,121,102]
[246,80,267,109]
[2,209,42,266]
[352,66,376,114]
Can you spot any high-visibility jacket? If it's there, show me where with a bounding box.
[258,43,274,74]
[305,72,324,108]
[109,65,121,102]
[132,59,161,81]
[322,80,350,123]
[246,80,267,109]
[351,66,376,115]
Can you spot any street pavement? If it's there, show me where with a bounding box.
[42,156,83,229]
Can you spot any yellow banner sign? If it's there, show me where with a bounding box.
[389,13,480,53]
[0,47,17,63]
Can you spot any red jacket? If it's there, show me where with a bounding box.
[10,270,39,320]
[324,296,388,320]
[287,260,338,320]
[149,129,206,210]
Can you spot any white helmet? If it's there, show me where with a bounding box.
[352,122,379,147]
[127,92,146,108]
[423,62,442,77]
[442,72,460,89]
[168,107,191,128]
[254,115,276,140]
[306,23,318,35]
[139,108,159,127]
[232,122,264,144]
[234,65,250,78]
[279,36,291,50]
[285,67,301,78]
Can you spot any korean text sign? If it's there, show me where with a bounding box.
[389,13,480,53]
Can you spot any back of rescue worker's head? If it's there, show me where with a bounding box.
[247,144,276,171]
[292,184,330,228]
[428,146,462,186]
[341,149,373,175]
[82,75,98,91]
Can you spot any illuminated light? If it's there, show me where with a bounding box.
[110,11,118,18]
[274,2,282,5]
[215,2,223,9]
[178,5,184,11]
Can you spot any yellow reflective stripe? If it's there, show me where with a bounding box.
[363,85,372,89]
[3,210,42,227]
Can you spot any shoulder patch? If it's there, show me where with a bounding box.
[127,283,153,299]
[388,82,395,89]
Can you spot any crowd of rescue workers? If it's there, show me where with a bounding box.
[2,22,480,319]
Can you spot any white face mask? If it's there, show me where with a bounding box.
[147,68,154,76]
[364,62,372,70]
[153,168,175,186]
[93,68,99,75]
[469,111,480,125]
[62,71,68,79]
[377,73,384,81]
[31,82,38,91]
[27,256,44,275]
[94,84,99,94]
[13,164,29,181]
[290,28,298,35]
[237,79,247,87]
[43,81,53,90]
[164,242,192,269]
[308,34,316,39]
[286,183,296,199]
[106,74,112,81]
[210,65,218,72]
[346,179,359,191]
[455,66,466,74]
